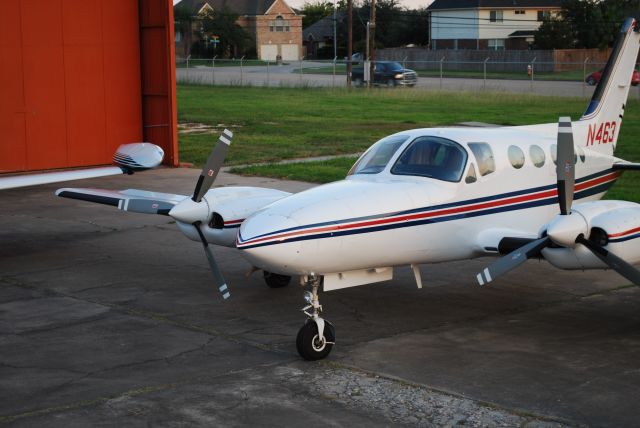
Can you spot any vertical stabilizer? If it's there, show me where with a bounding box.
[579,17,640,154]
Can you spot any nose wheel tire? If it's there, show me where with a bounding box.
[263,271,292,288]
[296,320,335,361]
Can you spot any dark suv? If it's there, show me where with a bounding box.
[351,61,418,87]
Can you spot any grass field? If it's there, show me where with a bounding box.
[177,85,640,201]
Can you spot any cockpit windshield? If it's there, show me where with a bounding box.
[348,134,410,175]
[390,136,467,182]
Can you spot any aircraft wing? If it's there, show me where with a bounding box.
[0,167,127,191]
[56,188,188,215]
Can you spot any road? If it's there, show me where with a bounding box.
[175,62,640,98]
[2,169,640,426]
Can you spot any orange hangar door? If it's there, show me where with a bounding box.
[0,0,144,173]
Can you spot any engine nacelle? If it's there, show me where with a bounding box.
[542,200,640,270]
[176,186,291,247]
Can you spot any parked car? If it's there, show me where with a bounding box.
[344,52,363,64]
[351,61,418,87]
[586,68,640,86]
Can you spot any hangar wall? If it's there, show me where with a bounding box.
[0,0,177,174]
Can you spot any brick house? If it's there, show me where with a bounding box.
[174,0,302,60]
[427,0,563,50]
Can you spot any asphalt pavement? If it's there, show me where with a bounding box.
[2,168,640,427]
[175,63,640,98]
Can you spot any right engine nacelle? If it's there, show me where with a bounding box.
[542,201,640,270]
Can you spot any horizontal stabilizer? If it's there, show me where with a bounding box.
[612,162,640,171]
[56,188,187,215]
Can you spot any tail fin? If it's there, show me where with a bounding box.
[578,17,640,154]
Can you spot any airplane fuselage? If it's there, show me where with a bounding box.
[236,124,621,276]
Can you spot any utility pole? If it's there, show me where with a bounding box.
[369,0,376,88]
[347,0,352,86]
[333,0,337,61]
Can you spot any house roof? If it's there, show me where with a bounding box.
[174,0,293,16]
[303,13,344,41]
[508,30,536,37]
[427,0,564,10]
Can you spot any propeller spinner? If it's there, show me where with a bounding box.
[476,117,640,286]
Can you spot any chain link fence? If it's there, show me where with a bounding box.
[176,57,640,98]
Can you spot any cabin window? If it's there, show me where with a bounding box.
[550,144,557,165]
[465,163,477,183]
[508,145,525,169]
[468,142,495,176]
[391,136,468,182]
[349,134,409,175]
[529,145,545,167]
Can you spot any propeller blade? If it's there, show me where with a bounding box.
[476,237,551,286]
[556,117,575,215]
[576,235,640,286]
[193,129,233,203]
[118,198,175,215]
[194,223,230,299]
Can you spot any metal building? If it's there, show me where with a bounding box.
[0,0,178,174]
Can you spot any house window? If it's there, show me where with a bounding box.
[270,20,274,31]
[286,20,290,32]
[537,10,550,21]
[175,30,181,43]
[515,10,525,15]
[275,15,284,32]
[488,39,505,50]
[490,10,503,22]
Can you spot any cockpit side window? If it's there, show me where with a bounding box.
[390,136,468,182]
[348,134,409,175]
[468,142,495,176]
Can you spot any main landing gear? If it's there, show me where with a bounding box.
[296,274,335,360]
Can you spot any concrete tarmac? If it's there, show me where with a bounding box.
[1,168,640,427]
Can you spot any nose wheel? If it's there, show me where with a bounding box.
[296,274,335,360]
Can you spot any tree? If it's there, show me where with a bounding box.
[199,8,253,58]
[300,1,335,28]
[535,0,640,49]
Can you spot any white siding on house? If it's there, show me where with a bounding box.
[478,9,543,40]
[431,10,479,40]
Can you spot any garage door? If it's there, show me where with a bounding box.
[281,44,299,61]
[260,45,278,61]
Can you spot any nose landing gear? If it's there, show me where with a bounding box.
[296,274,335,360]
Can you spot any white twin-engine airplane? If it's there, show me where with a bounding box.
[57,18,640,361]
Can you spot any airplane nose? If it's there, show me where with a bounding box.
[237,213,303,273]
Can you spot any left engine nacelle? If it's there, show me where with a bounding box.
[542,201,640,270]
[176,186,291,247]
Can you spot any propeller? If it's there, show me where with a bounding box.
[476,117,640,286]
[169,129,233,299]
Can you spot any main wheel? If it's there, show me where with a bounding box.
[296,320,335,361]
[586,76,597,86]
[263,271,291,288]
